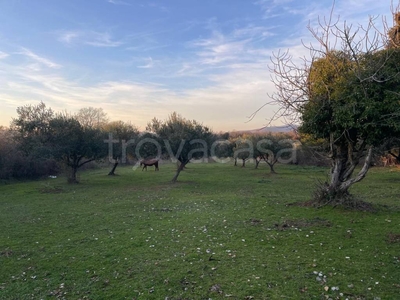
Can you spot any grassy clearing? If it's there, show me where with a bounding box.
[0,162,399,299]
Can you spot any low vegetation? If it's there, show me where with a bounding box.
[1,163,399,299]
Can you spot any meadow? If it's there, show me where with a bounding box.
[0,162,399,299]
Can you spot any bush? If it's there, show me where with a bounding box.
[0,128,59,180]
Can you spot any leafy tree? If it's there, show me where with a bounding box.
[11,101,54,157]
[135,131,162,161]
[103,121,139,175]
[0,127,17,179]
[48,114,106,183]
[75,107,108,129]
[147,112,215,182]
[233,136,253,167]
[252,133,295,173]
[9,102,59,179]
[211,132,234,163]
[268,9,400,206]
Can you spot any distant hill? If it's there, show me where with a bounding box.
[233,125,297,134]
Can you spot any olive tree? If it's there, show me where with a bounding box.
[103,121,139,175]
[252,133,296,173]
[11,101,54,157]
[147,112,215,183]
[48,114,106,183]
[268,8,400,205]
[233,136,253,167]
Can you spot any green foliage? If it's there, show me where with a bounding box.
[298,48,400,204]
[103,120,140,163]
[147,112,216,182]
[6,102,59,179]
[301,49,400,146]
[135,131,161,160]
[48,114,107,183]
[233,136,252,163]
[0,164,399,298]
[11,101,54,157]
[148,114,211,166]
[211,132,233,160]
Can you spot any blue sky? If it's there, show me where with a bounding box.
[0,0,396,131]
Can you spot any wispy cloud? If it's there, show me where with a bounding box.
[107,0,132,6]
[147,2,169,13]
[18,48,62,69]
[137,57,155,69]
[58,30,123,47]
[254,0,296,18]
[0,51,9,59]
[58,31,81,44]
[184,21,275,72]
[85,32,123,47]
[0,48,276,131]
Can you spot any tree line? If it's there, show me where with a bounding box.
[0,105,298,183]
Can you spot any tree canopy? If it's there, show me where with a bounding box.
[48,114,106,183]
[147,112,215,182]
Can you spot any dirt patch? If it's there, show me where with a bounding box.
[248,218,263,226]
[0,249,13,257]
[388,233,400,244]
[288,199,377,212]
[39,186,64,194]
[210,284,222,294]
[273,217,332,230]
[288,200,315,207]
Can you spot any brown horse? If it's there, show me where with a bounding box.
[140,159,159,171]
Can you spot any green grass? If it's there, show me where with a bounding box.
[0,162,399,299]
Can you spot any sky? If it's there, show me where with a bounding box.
[0,0,397,131]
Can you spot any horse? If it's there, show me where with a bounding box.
[140,159,159,171]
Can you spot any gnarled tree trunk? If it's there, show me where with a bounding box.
[317,146,373,205]
[172,160,189,183]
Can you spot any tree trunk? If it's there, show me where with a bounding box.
[267,161,276,173]
[389,150,400,164]
[172,161,188,183]
[262,156,277,173]
[241,159,246,167]
[68,167,79,184]
[234,158,237,166]
[318,146,373,205]
[255,159,260,169]
[108,161,119,175]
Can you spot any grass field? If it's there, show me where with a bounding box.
[0,162,399,299]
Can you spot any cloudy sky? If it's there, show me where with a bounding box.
[0,0,396,131]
